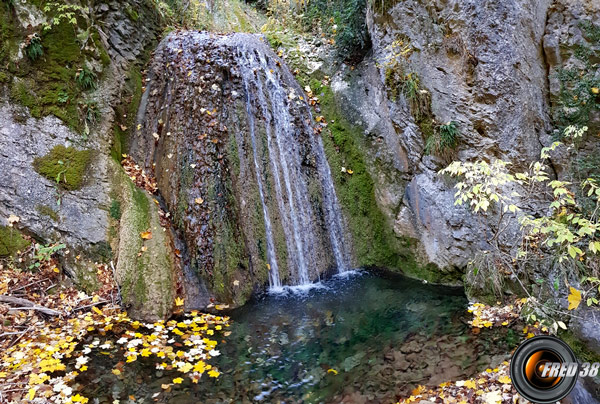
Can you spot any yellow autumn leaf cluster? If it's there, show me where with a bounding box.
[0,300,231,403]
[398,362,514,404]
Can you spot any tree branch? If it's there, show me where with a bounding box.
[0,295,61,316]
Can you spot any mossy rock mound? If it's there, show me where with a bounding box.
[33,145,91,190]
[113,167,176,321]
[0,226,30,256]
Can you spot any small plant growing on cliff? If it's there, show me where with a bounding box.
[76,66,97,90]
[41,2,89,32]
[28,242,65,271]
[24,33,43,61]
[425,121,460,159]
[80,98,99,124]
[554,20,600,129]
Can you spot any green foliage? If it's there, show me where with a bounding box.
[330,0,370,61]
[41,2,88,33]
[425,121,460,159]
[57,89,69,104]
[24,33,43,61]
[75,66,97,90]
[442,126,600,303]
[125,5,140,21]
[28,242,66,270]
[265,0,370,62]
[554,20,600,129]
[110,199,122,220]
[33,145,92,191]
[0,226,30,257]
[80,98,100,129]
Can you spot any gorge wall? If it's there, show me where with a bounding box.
[314,0,600,286]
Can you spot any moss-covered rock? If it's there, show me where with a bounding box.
[36,204,59,221]
[111,68,143,162]
[33,145,91,190]
[0,226,30,256]
[113,167,175,321]
[313,78,453,283]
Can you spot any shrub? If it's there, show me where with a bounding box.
[441,126,600,308]
[425,121,460,159]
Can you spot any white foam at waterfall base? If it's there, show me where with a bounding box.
[267,282,330,296]
[268,269,365,296]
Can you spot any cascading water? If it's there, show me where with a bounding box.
[237,47,350,286]
[133,31,352,301]
[241,76,281,288]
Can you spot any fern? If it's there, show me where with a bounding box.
[425,121,460,159]
[25,34,43,61]
[75,66,97,90]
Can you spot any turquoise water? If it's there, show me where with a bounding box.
[79,271,517,403]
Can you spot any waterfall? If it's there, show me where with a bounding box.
[241,77,282,288]
[136,31,352,294]
[236,45,350,286]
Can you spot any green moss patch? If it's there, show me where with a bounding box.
[314,79,399,266]
[8,18,110,132]
[313,78,452,283]
[0,226,30,256]
[558,329,600,364]
[113,166,175,321]
[111,68,143,162]
[33,145,92,190]
[36,204,59,221]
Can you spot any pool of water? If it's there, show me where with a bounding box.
[78,270,519,403]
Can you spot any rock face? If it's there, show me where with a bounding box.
[0,0,171,319]
[0,102,110,285]
[132,32,352,307]
[324,0,554,274]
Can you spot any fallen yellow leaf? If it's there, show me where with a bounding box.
[568,286,582,310]
[140,231,153,240]
[498,375,511,384]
